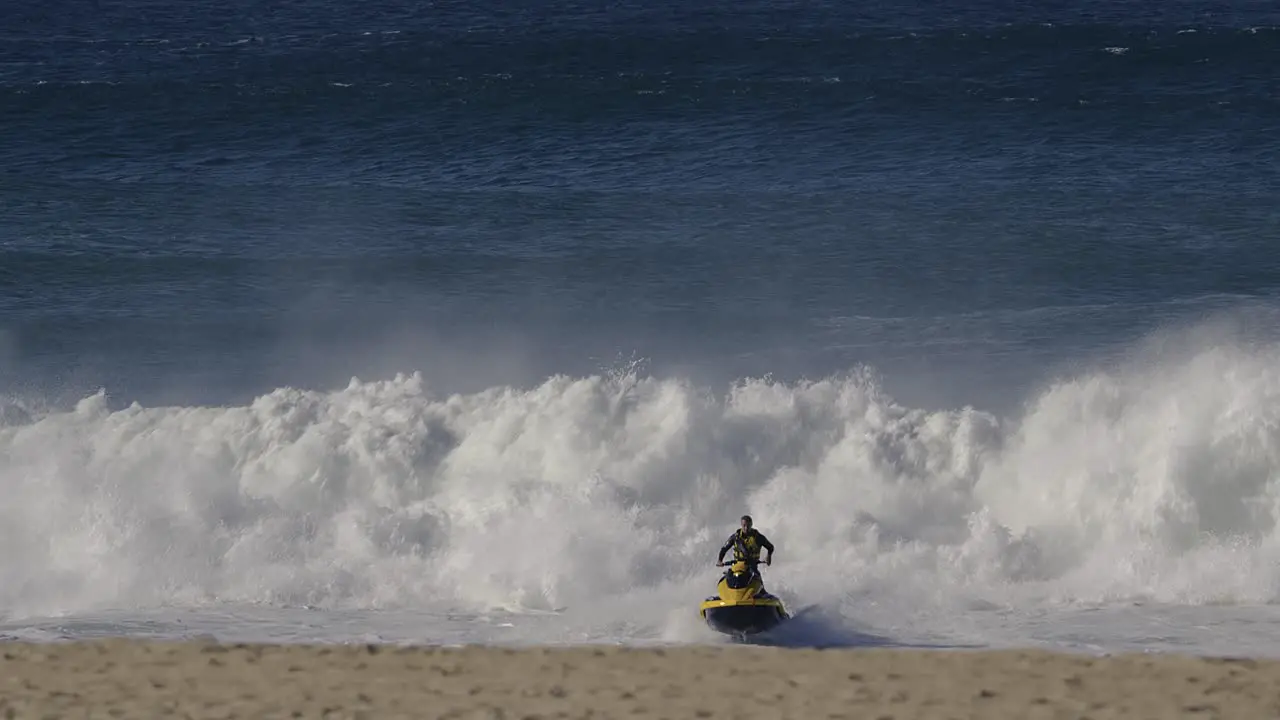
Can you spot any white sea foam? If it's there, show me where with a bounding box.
[5,332,1280,642]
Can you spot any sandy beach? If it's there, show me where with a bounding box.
[2,640,1278,719]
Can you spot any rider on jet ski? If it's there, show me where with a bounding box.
[716,515,774,573]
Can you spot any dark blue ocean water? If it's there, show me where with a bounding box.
[3,0,1279,411]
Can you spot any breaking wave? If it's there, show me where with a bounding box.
[5,331,1280,622]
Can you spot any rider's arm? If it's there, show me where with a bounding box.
[717,535,735,564]
[758,532,774,561]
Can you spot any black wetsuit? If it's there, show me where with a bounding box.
[718,528,774,572]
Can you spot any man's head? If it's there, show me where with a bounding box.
[740,515,752,530]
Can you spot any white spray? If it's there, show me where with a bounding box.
[4,337,1280,628]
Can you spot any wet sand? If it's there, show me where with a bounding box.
[2,639,1278,718]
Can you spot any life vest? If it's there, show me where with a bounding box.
[733,529,762,561]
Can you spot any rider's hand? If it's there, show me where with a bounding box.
[765,558,772,566]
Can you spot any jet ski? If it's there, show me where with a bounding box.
[698,560,789,640]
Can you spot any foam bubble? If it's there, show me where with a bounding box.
[5,336,1280,624]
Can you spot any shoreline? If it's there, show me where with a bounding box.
[3,640,1279,718]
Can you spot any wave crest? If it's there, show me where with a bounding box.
[5,338,1280,619]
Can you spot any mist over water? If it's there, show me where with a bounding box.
[5,314,1280,645]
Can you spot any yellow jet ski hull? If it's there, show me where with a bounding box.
[699,562,789,638]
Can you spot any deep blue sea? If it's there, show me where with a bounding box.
[3,0,1279,409]
[8,1,1280,648]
